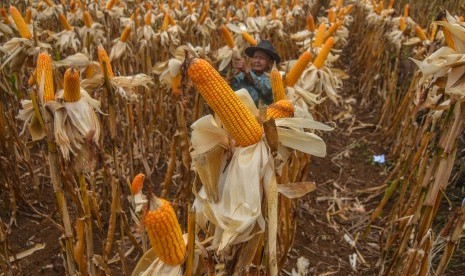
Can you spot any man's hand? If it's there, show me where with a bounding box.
[232,57,249,74]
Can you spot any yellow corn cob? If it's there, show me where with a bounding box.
[199,11,207,24]
[221,25,235,48]
[174,0,179,10]
[58,13,72,31]
[259,4,266,17]
[314,36,334,69]
[403,4,409,18]
[248,2,254,17]
[171,71,182,96]
[161,13,169,31]
[43,0,54,7]
[145,10,152,26]
[84,64,94,79]
[37,52,55,102]
[187,2,193,15]
[415,25,427,41]
[285,51,312,88]
[25,8,32,24]
[429,23,437,41]
[335,0,344,9]
[266,100,294,120]
[242,32,257,46]
[10,6,32,39]
[168,0,173,10]
[375,1,383,14]
[236,0,243,9]
[145,196,186,265]
[188,59,263,147]
[307,15,315,31]
[270,63,286,102]
[97,45,114,79]
[158,3,166,13]
[83,11,92,28]
[442,26,455,50]
[271,5,277,20]
[314,23,326,47]
[1,8,10,25]
[281,0,286,10]
[324,21,340,42]
[226,9,231,22]
[63,68,81,102]
[328,8,335,22]
[106,0,116,10]
[28,68,37,86]
[131,173,145,194]
[388,0,394,10]
[399,17,406,31]
[169,14,176,27]
[120,25,131,42]
[344,4,354,15]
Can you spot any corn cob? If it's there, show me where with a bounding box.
[106,0,116,10]
[63,68,81,102]
[226,9,232,22]
[58,13,72,31]
[97,45,114,79]
[328,8,335,22]
[161,13,169,31]
[120,25,131,42]
[399,17,406,32]
[28,68,37,87]
[144,10,152,26]
[271,5,277,20]
[415,25,427,41]
[375,1,383,14]
[266,100,294,120]
[325,21,340,42]
[145,196,186,265]
[187,2,193,15]
[281,0,286,10]
[335,0,344,9]
[248,2,254,17]
[1,8,10,24]
[270,63,286,102]
[242,32,257,46]
[314,23,326,47]
[168,14,176,27]
[221,25,235,48]
[429,23,437,41]
[83,11,92,28]
[171,72,182,96]
[10,6,32,39]
[25,8,32,24]
[307,14,315,32]
[403,4,409,17]
[285,51,312,88]
[388,0,394,10]
[37,52,55,102]
[259,4,266,17]
[199,11,207,24]
[314,37,334,69]
[344,4,354,14]
[43,0,54,7]
[188,59,263,147]
[442,26,455,50]
[131,173,145,194]
[84,64,94,79]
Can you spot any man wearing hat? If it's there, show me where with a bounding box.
[231,40,281,107]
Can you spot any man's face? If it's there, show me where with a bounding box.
[251,50,272,73]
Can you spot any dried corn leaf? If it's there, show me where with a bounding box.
[277,182,316,198]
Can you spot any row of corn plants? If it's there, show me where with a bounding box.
[348,1,465,274]
[0,0,361,275]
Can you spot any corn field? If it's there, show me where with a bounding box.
[0,0,464,275]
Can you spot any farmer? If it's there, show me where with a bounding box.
[231,40,281,107]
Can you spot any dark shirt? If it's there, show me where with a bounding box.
[230,70,273,107]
